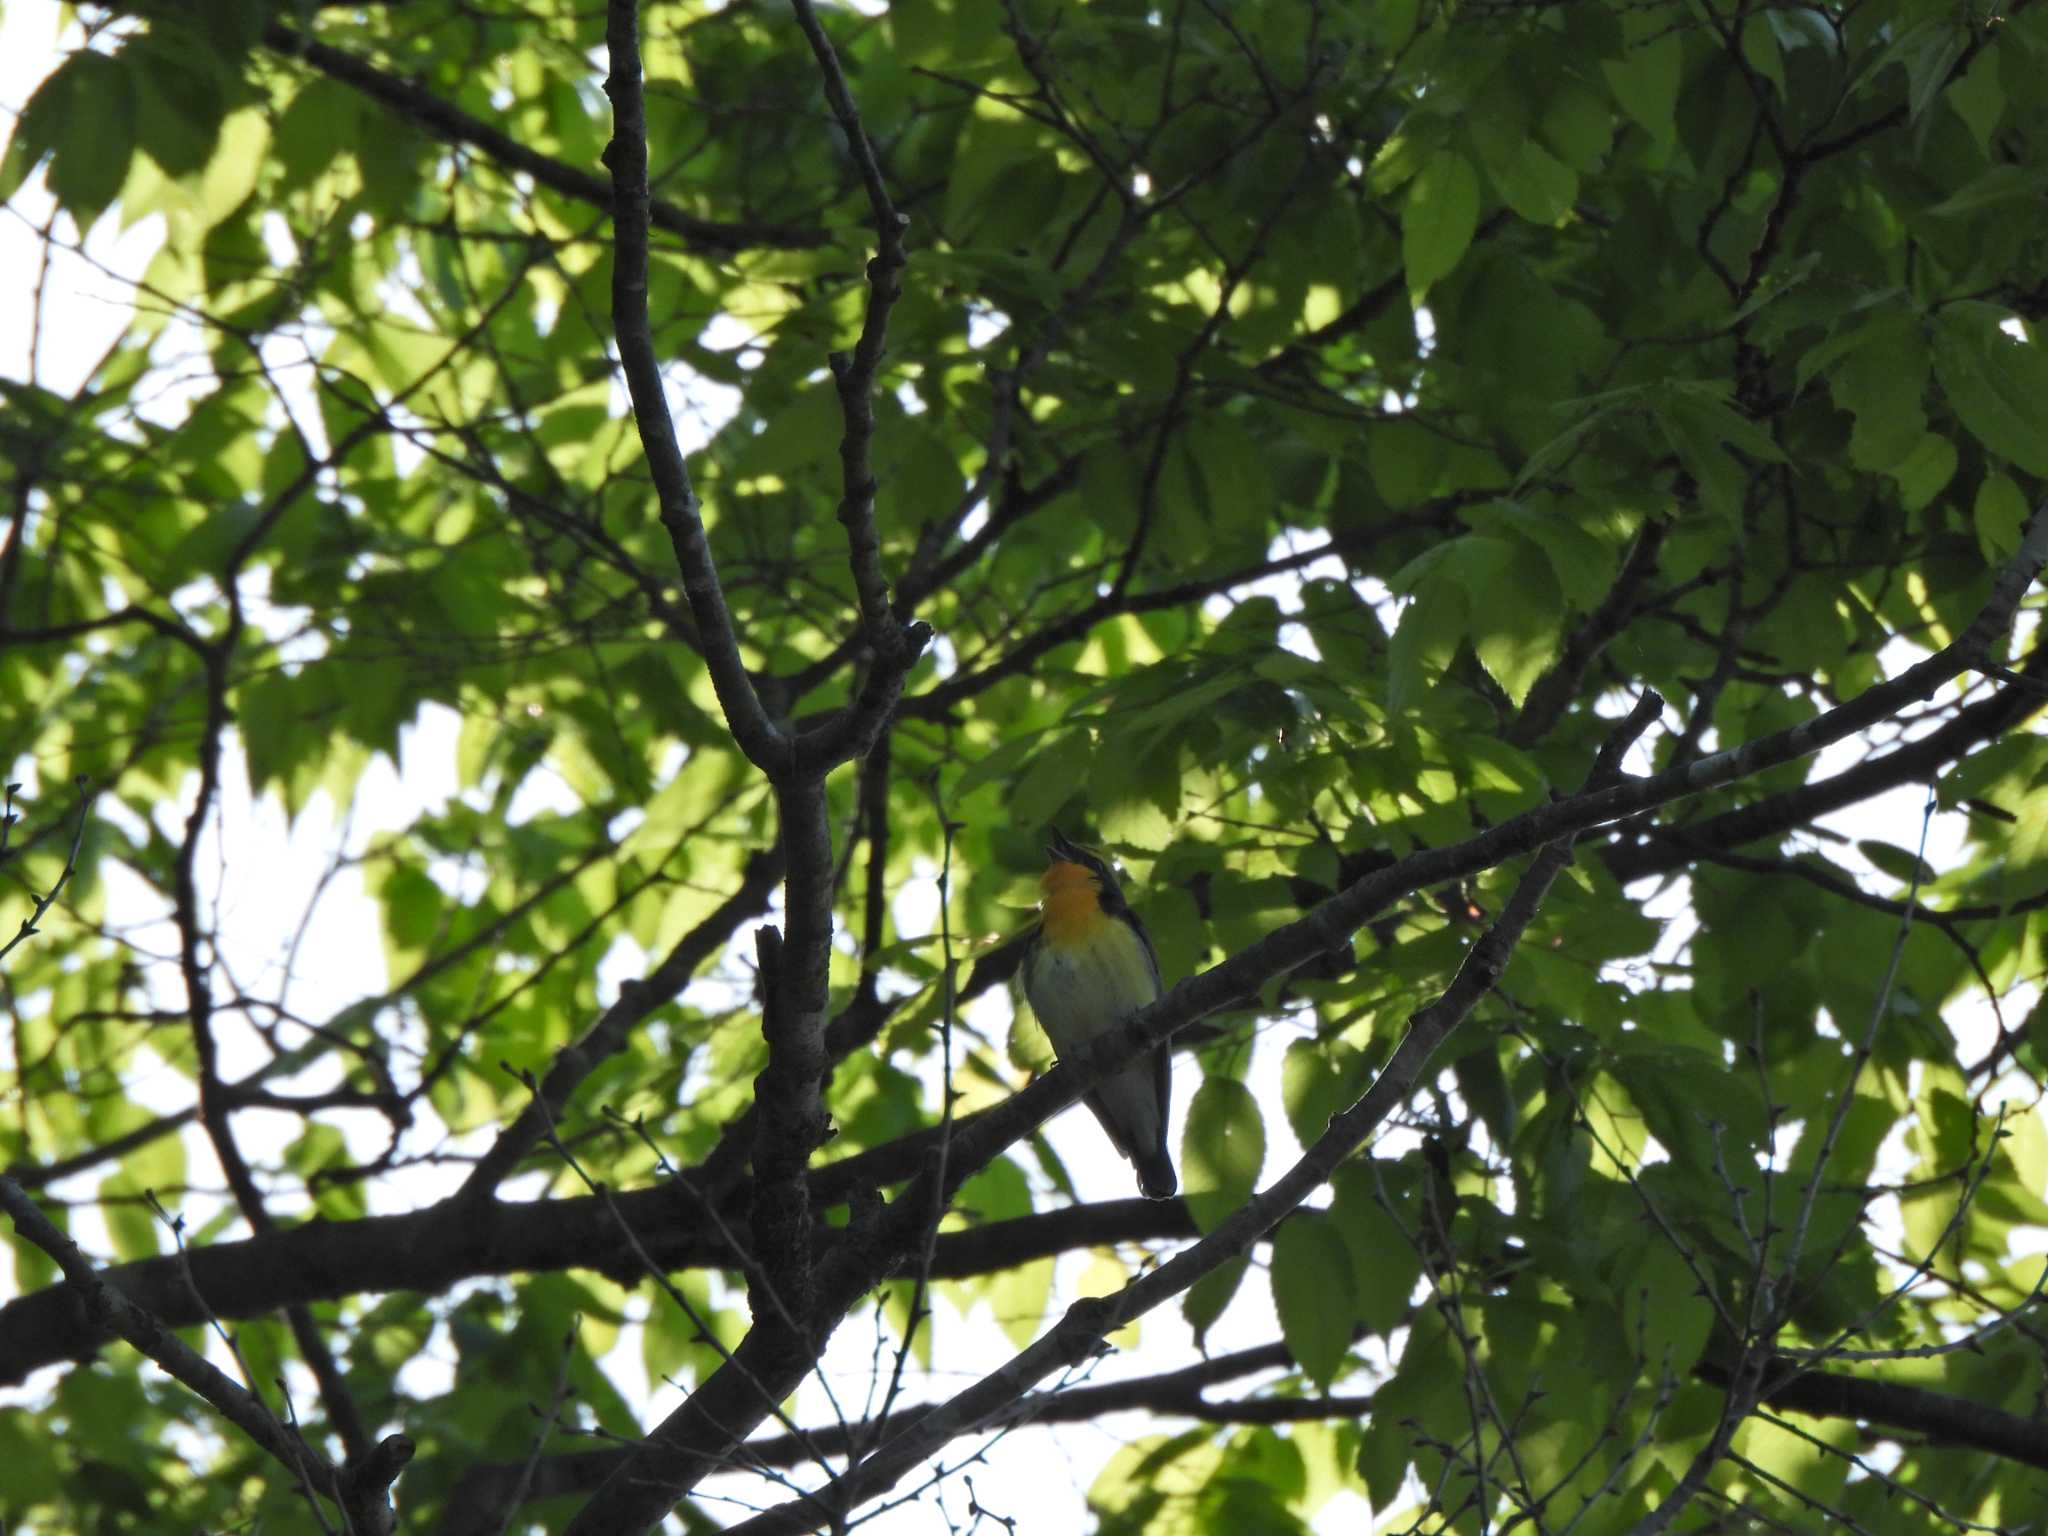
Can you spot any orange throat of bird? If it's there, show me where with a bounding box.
[1039,861,1105,946]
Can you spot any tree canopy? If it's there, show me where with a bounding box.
[4,0,2048,1531]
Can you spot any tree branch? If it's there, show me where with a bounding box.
[790,0,915,666]
[263,20,824,256]
[1734,1353,2048,1472]
[0,1173,1190,1384]
[0,777,90,967]
[782,0,933,772]
[602,0,786,771]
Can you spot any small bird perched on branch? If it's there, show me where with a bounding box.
[1022,830,1177,1200]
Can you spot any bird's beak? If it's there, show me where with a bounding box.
[1045,828,1080,863]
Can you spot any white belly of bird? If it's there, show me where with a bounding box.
[1024,922,1163,1154]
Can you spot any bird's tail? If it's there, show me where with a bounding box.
[1132,1147,1177,1201]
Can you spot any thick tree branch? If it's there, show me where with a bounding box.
[746,913,823,1325]
[0,1171,1189,1384]
[1734,1353,2048,1472]
[567,10,942,1526]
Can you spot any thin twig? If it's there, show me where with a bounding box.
[0,777,91,968]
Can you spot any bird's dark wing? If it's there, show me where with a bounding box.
[1127,908,1163,994]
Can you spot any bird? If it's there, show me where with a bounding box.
[1021,829,1177,1200]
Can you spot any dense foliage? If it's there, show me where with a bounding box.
[4,0,2048,1530]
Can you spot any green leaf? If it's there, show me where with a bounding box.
[1893,18,1970,124]
[1540,80,1613,172]
[0,1411,63,1505]
[1485,139,1578,226]
[1652,401,1746,520]
[989,1256,1056,1348]
[1921,163,2048,219]
[1827,320,1929,471]
[1182,1076,1266,1233]
[1946,49,2006,153]
[1401,151,1480,298]
[1889,432,1955,512]
[14,51,137,226]
[1371,0,1420,49]
[1270,1212,1356,1387]
[1388,578,1470,714]
[1468,535,1563,707]
[1741,15,1787,96]
[1183,1254,1249,1351]
[1602,31,1683,142]
[191,109,270,230]
[1280,1037,1371,1145]
[1187,415,1276,526]
[1012,732,1095,829]
[99,1175,160,1262]
[1932,306,2048,475]
[1975,472,2029,560]
[732,383,842,481]
[1359,1309,1464,1501]
[889,0,951,67]
[1858,840,1936,886]
[1331,1163,1424,1335]
[1607,1040,1768,1172]
[1617,1239,1716,1374]
[379,864,444,950]
[1368,418,1448,506]
[643,1273,744,1388]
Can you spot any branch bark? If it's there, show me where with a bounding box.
[0,1184,1193,1385]
[1733,1353,2048,1472]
